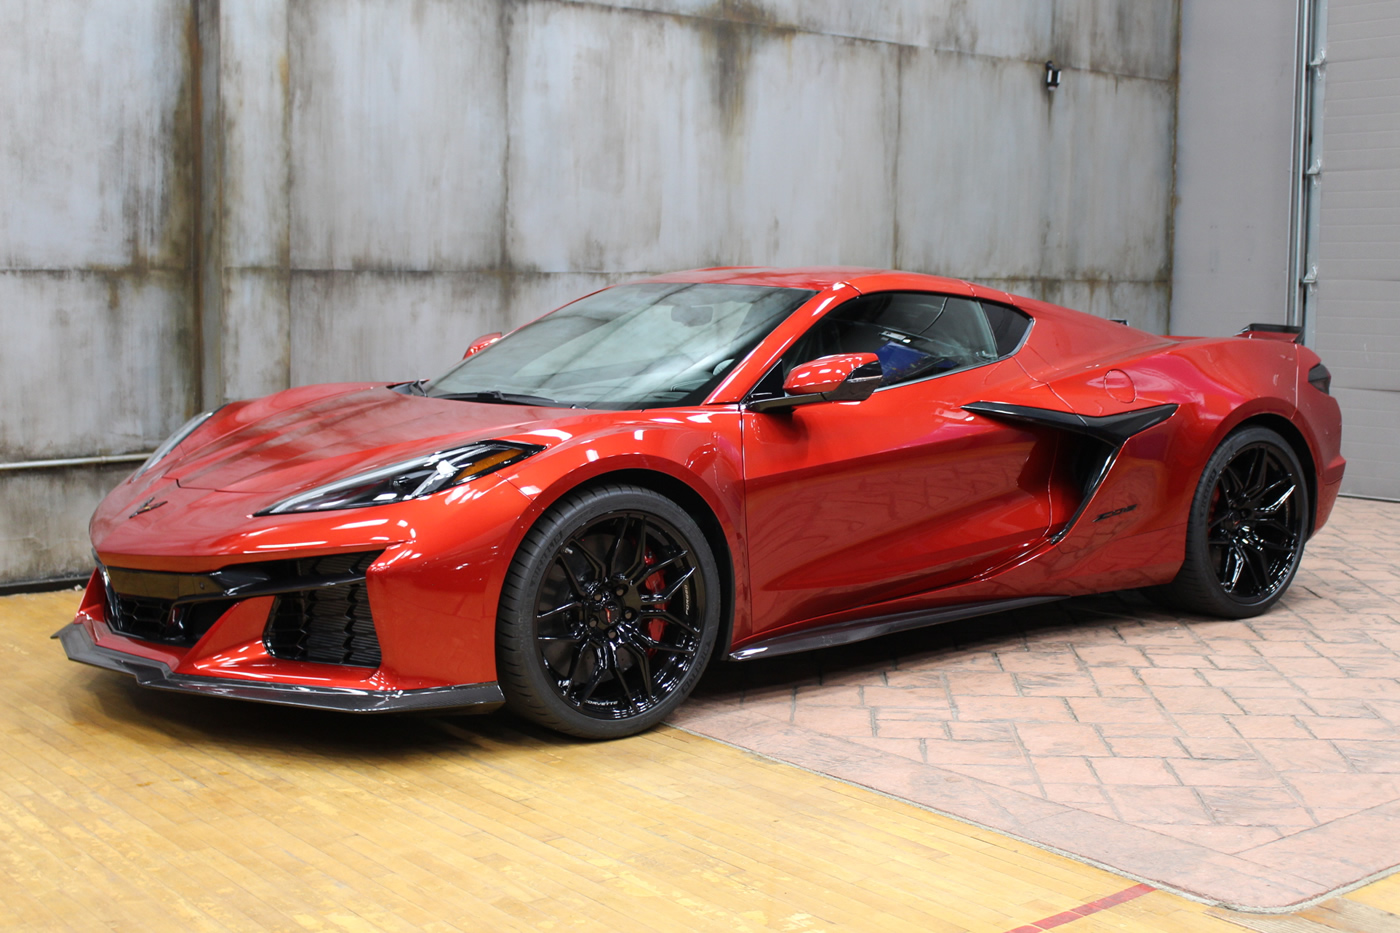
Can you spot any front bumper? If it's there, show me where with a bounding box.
[55,622,504,714]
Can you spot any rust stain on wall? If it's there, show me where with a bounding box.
[696,0,794,137]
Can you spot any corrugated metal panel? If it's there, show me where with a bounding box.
[1332,388,1400,499]
[1316,0,1400,499]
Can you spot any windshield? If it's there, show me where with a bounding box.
[425,283,816,409]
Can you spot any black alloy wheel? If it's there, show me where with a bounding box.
[496,484,720,739]
[1154,426,1309,618]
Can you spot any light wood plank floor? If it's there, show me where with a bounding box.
[2,590,1393,932]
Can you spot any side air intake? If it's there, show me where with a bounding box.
[962,401,1178,541]
[263,553,384,668]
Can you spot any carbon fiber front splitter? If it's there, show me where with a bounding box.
[54,623,505,715]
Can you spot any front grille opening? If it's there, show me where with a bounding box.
[101,550,383,664]
[263,553,383,668]
[108,593,175,641]
[183,600,237,642]
[106,593,235,645]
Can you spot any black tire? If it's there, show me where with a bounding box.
[495,484,721,739]
[1154,426,1310,618]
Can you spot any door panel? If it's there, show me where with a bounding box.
[742,358,1056,635]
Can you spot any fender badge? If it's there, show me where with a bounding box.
[1093,504,1138,523]
[130,496,167,517]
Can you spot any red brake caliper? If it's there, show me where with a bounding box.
[641,550,666,643]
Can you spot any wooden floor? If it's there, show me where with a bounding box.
[5,590,1399,932]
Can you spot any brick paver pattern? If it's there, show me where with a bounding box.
[675,496,1400,907]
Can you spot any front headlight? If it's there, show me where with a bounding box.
[257,441,541,515]
[131,410,216,479]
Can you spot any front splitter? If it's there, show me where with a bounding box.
[54,623,505,715]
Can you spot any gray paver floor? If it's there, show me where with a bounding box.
[672,496,1400,909]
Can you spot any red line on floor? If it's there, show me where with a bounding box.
[1003,883,1155,933]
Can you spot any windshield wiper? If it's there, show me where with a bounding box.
[432,390,573,408]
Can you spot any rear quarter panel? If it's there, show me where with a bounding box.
[996,299,1326,591]
[1050,335,1301,531]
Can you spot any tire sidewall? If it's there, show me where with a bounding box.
[496,485,721,739]
[1182,426,1310,617]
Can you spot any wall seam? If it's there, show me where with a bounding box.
[541,0,1176,83]
[1165,0,1183,334]
[194,0,224,409]
[188,0,206,413]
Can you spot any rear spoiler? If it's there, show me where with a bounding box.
[1238,322,1302,344]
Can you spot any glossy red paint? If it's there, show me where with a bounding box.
[782,352,879,395]
[464,332,502,358]
[743,357,1058,636]
[65,267,1345,716]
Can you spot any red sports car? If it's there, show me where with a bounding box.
[59,268,1345,738]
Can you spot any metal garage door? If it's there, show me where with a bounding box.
[1314,0,1400,500]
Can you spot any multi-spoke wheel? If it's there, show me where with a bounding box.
[496,484,721,738]
[1154,426,1310,618]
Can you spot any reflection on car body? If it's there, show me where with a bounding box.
[59,267,1345,739]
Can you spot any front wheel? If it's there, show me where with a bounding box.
[1154,426,1310,618]
[495,484,721,739]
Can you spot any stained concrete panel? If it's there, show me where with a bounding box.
[508,3,898,273]
[977,277,1169,333]
[0,465,129,584]
[895,54,1053,280]
[1042,69,1174,282]
[896,52,1172,288]
[223,269,291,400]
[0,272,196,461]
[0,1,192,269]
[553,0,1176,80]
[288,272,508,385]
[222,0,291,270]
[502,272,634,330]
[715,30,899,268]
[288,0,507,271]
[1051,0,1178,80]
[0,0,1189,586]
[507,2,726,273]
[557,0,937,48]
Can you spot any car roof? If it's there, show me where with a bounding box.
[635,266,975,293]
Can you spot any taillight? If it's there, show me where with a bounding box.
[1307,362,1331,395]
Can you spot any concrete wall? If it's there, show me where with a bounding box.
[0,1,199,583]
[1170,0,1301,337]
[214,0,1180,401]
[2,0,1182,585]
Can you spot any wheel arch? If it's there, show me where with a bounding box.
[559,468,738,661]
[1228,413,1319,537]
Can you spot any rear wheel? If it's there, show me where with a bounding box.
[496,484,720,739]
[1155,426,1309,618]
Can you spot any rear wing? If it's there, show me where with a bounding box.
[1238,322,1302,344]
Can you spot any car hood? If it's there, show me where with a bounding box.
[165,385,586,495]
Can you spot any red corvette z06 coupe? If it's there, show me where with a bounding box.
[59,268,1345,738]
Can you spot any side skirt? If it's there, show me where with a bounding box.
[54,623,505,715]
[727,596,1065,661]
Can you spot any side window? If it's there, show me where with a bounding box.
[981,301,1033,357]
[781,292,1026,389]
